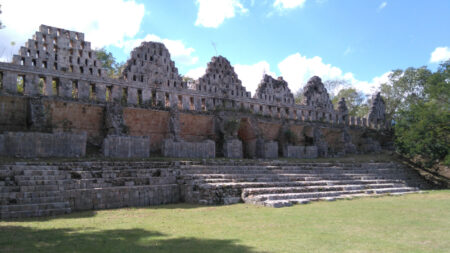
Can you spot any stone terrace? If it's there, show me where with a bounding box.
[179,161,430,207]
[0,160,431,218]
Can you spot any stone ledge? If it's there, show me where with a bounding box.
[0,131,86,158]
[162,139,215,158]
[102,135,150,158]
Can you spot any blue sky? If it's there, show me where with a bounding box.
[1,0,449,95]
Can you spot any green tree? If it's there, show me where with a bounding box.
[94,48,124,78]
[379,66,432,120]
[331,88,367,117]
[323,79,350,98]
[294,87,303,104]
[394,61,450,166]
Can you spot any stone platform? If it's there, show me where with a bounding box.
[0,159,431,219]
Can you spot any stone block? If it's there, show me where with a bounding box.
[1,131,86,158]
[162,139,215,158]
[0,134,4,156]
[305,146,318,159]
[223,139,243,158]
[256,139,278,159]
[103,135,150,158]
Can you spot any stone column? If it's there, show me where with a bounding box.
[59,78,72,98]
[3,71,18,94]
[96,83,106,102]
[24,74,39,96]
[127,87,138,105]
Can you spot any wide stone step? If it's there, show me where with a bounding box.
[197,179,408,189]
[0,201,70,212]
[241,183,405,197]
[0,195,66,205]
[245,187,417,203]
[0,207,71,219]
[261,189,421,208]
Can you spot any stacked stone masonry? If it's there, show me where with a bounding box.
[0,160,431,219]
[0,25,389,130]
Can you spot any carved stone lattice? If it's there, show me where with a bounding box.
[254,74,294,104]
[368,92,386,125]
[302,76,334,111]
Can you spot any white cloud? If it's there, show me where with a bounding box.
[185,67,206,79]
[273,0,307,9]
[195,0,248,28]
[378,2,387,11]
[0,0,145,60]
[119,35,199,66]
[234,61,276,95]
[430,47,450,63]
[277,52,389,95]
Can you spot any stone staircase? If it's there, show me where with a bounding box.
[0,160,433,218]
[179,162,431,207]
[0,162,179,219]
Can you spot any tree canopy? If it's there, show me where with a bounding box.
[393,61,450,166]
[331,88,369,117]
[94,48,124,79]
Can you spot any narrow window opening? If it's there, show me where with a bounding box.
[72,81,78,98]
[26,50,30,57]
[106,86,112,102]
[137,89,143,105]
[98,69,101,76]
[165,93,170,107]
[89,83,96,100]
[42,61,47,68]
[140,75,144,82]
[53,62,57,70]
[0,72,3,90]
[151,90,156,106]
[52,78,59,96]
[178,95,182,109]
[32,59,36,67]
[17,75,25,94]
[20,57,25,66]
[38,77,45,95]
[201,98,206,111]
[89,68,93,75]
[189,97,194,110]
[121,88,128,105]
[80,66,84,73]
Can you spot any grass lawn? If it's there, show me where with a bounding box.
[1,190,449,253]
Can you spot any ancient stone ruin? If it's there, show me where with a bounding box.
[0,25,392,159]
[0,25,430,219]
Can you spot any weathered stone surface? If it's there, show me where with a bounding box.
[286,145,318,159]
[360,137,382,153]
[338,97,348,122]
[254,74,294,104]
[256,139,278,159]
[168,108,181,141]
[27,97,50,131]
[162,139,215,158]
[196,56,250,99]
[0,134,4,155]
[223,139,243,158]
[0,131,86,157]
[368,92,386,125]
[104,103,128,136]
[302,76,334,111]
[121,41,183,89]
[103,135,150,158]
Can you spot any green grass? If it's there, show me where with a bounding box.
[1,191,449,253]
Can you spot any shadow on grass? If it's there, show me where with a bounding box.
[0,226,263,253]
